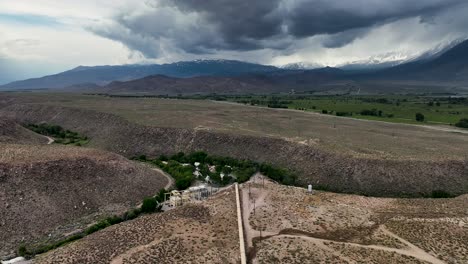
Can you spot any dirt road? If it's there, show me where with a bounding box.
[274,227,446,264]
[44,136,54,145]
[151,168,174,190]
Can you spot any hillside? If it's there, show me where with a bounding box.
[99,67,348,95]
[0,60,280,90]
[1,94,467,197]
[372,39,468,82]
[0,119,47,144]
[35,188,240,264]
[0,143,169,259]
[101,74,277,95]
[35,176,468,263]
[2,40,468,93]
[246,178,468,263]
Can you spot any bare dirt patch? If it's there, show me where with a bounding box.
[242,176,468,263]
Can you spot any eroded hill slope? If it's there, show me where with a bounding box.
[0,119,47,144]
[1,103,467,197]
[0,143,168,258]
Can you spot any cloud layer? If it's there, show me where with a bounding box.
[1,0,468,83]
[89,0,468,59]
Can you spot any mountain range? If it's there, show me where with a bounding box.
[2,39,468,94]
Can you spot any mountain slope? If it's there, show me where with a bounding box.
[373,39,468,81]
[101,74,280,95]
[3,39,468,92]
[0,60,280,90]
[98,66,347,95]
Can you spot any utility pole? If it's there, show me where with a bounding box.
[253,199,256,215]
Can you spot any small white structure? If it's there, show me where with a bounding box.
[205,175,211,183]
[308,184,313,194]
[2,257,26,264]
[220,173,225,180]
[194,162,201,167]
[163,185,218,210]
[182,163,191,167]
[193,170,202,177]
[162,161,168,165]
[168,190,191,207]
[169,190,182,207]
[209,165,216,173]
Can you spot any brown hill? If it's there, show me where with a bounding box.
[0,143,169,259]
[0,118,47,144]
[101,74,278,95]
[1,102,467,197]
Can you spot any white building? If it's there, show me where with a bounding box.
[209,165,216,173]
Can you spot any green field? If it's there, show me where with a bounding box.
[226,95,468,126]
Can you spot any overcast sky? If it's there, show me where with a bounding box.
[1,0,468,84]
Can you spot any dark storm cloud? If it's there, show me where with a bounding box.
[322,28,370,49]
[90,0,468,58]
[163,0,283,47]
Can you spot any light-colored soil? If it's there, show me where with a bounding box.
[151,167,174,190]
[44,136,54,145]
[242,175,468,264]
[35,187,241,264]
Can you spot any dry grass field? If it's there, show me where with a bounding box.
[35,187,240,264]
[244,176,468,264]
[3,92,468,160]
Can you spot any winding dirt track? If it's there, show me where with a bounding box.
[151,167,174,190]
[44,136,54,145]
[275,228,446,264]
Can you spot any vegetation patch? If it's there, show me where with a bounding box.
[424,190,455,199]
[25,123,89,146]
[455,118,468,129]
[134,151,297,189]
